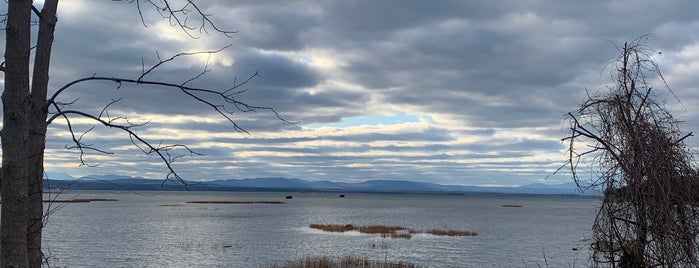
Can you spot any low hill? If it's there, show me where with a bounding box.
[44,175,599,196]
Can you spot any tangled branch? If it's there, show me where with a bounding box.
[115,0,237,38]
[563,37,699,267]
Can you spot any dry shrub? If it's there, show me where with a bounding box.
[564,37,699,267]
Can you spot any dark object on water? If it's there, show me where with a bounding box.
[340,194,345,198]
[501,204,523,208]
[572,248,579,251]
[285,196,293,199]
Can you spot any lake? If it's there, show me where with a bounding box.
[38,191,600,267]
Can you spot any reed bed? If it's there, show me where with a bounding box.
[426,229,478,237]
[358,225,414,234]
[265,254,423,268]
[386,232,413,239]
[309,224,357,232]
[186,201,284,204]
[310,224,415,239]
[309,224,477,239]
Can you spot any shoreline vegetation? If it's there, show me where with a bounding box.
[265,255,422,268]
[309,224,478,239]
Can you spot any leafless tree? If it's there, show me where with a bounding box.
[1,1,286,267]
[563,37,699,267]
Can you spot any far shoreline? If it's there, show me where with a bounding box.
[39,188,602,200]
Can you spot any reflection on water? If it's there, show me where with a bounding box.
[39,191,599,267]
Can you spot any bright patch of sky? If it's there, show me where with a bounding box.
[305,113,434,129]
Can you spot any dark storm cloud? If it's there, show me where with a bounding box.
[244,9,320,51]
[233,51,322,88]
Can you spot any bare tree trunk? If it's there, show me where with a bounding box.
[1,0,33,267]
[27,1,59,267]
[1,1,275,267]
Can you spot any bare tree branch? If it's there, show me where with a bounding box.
[45,47,293,189]
[561,37,699,267]
[115,0,238,38]
[46,73,291,132]
[138,45,230,81]
[50,108,200,186]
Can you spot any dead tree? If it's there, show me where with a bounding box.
[563,38,699,267]
[1,1,285,267]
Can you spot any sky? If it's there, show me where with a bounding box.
[3,0,699,186]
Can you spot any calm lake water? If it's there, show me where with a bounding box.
[38,191,600,267]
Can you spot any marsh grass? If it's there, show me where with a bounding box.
[358,225,414,234]
[426,229,478,237]
[309,224,477,239]
[265,254,423,268]
[309,224,357,232]
[386,232,413,239]
[186,201,284,204]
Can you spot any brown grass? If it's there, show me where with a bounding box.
[309,224,476,239]
[387,232,413,239]
[309,224,356,232]
[186,201,284,204]
[265,254,423,268]
[358,225,408,234]
[310,224,414,239]
[426,229,478,237]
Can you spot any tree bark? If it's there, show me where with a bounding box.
[27,1,59,267]
[1,0,33,267]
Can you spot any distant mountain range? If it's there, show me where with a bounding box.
[43,172,600,196]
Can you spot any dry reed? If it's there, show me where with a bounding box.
[265,254,422,268]
[426,229,478,237]
[358,225,409,234]
[186,201,284,204]
[309,224,477,239]
[309,224,356,232]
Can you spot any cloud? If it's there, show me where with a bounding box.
[4,0,699,186]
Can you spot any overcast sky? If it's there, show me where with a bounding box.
[3,0,699,186]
